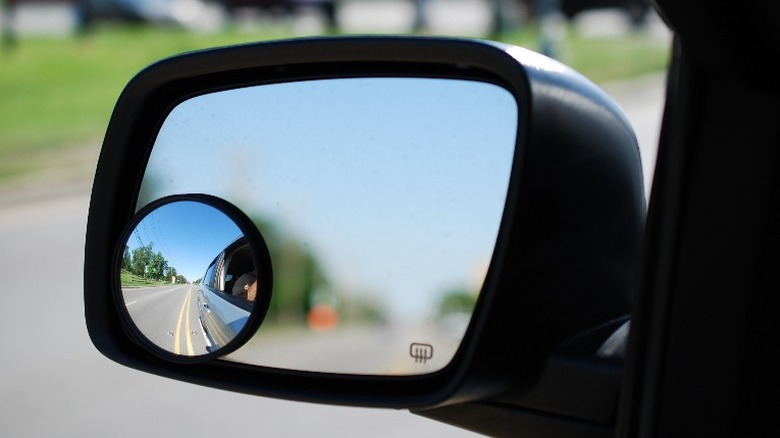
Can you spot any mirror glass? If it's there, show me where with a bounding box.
[119,199,260,357]
[137,77,519,375]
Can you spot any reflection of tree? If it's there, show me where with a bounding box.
[437,287,478,317]
[122,246,132,271]
[122,243,188,284]
[339,293,387,324]
[251,216,387,326]
[252,218,326,324]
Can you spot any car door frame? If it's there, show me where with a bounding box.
[618,2,780,436]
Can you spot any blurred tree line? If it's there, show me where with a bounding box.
[253,214,478,329]
[252,216,388,328]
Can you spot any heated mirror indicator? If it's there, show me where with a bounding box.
[410,343,434,364]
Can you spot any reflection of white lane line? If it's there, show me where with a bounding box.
[200,328,212,349]
[174,289,192,355]
[125,301,137,307]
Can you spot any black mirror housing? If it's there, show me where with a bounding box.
[85,36,644,424]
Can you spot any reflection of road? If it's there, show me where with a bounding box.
[122,284,210,356]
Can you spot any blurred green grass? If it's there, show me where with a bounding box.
[120,268,168,287]
[0,23,670,184]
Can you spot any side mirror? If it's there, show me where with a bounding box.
[85,36,644,435]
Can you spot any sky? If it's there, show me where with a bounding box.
[125,199,242,281]
[136,76,519,319]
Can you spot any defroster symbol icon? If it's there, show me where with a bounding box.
[410,343,433,364]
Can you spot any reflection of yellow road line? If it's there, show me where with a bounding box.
[184,285,194,355]
[174,286,195,355]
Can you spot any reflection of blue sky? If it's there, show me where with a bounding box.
[127,201,242,281]
[140,77,518,319]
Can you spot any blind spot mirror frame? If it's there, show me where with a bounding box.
[113,193,273,364]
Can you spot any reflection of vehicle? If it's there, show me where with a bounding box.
[197,236,255,351]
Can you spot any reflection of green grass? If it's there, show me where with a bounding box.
[499,25,671,83]
[120,269,167,287]
[0,23,670,183]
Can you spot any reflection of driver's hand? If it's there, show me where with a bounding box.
[232,272,257,301]
[245,280,257,302]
